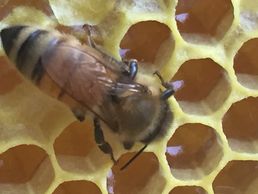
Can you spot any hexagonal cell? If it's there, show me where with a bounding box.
[234,38,258,90]
[0,56,22,95]
[0,144,54,194]
[0,0,53,20]
[172,58,231,115]
[222,97,258,153]
[53,180,101,194]
[175,0,234,43]
[120,21,174,69]
[213,160,258,194]
[54,119,111,174]
[166,123,223,180]
[169,186,207,194]
[107,152,166,194]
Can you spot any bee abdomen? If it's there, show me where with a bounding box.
[15,29,47,70]
[0,26,58,83]
[0,25,26,56]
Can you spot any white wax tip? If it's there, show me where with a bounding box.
[172,80,184,91]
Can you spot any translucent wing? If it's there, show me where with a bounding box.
[41,41,147,126]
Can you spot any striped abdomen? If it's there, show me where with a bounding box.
[0,25,84,110]
[0,26,60,83]
[0,25,117,112]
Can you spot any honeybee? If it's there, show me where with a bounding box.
[0,25,183,169]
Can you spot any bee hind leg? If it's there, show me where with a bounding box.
[93,117,116,163]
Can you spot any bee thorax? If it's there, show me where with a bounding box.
[115,95,167,143]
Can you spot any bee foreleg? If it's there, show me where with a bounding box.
[122,59,138,80]
[154,71,184,100]
[93,117,116,163]
[154,71,168,88]
[128,59,138,80]
[83,24,97,48]
[161,88,175,100]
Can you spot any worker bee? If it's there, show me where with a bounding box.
[0,25,183,169]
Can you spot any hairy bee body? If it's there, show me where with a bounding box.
[1,25,180,165]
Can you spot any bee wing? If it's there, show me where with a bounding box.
[41,42,146,126]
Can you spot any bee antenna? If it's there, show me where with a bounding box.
[120,144,148,171]
[154,71,170,88]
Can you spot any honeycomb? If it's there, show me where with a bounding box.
[0,0,258,194]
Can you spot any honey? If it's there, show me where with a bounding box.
[0,0,258,194]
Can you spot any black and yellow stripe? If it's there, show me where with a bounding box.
[0,25,85,116]
[1,25,26,56]
[0,26,58,84]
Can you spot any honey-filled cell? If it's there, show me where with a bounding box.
[0,144,54,194]
[107,152,166,194]
[120,20,174,68]
[54,120,95,157]
[166,123,223,180]
[0,0,258,194]
[53,180,101,194]
[234,38,258,90]
[53,119,111,174]
[172,58,231,115]
[169,186,207,194]
[223,97,258,153]
[213,160,258,194]
[175,0,234,43]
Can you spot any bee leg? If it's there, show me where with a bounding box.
[122,59,138,80]
[94,117,116,163]
[72,108,85,122]
[83,24,98,48]
[154,71,184,100]
[161,88,175,100]
[154,71,168,87]
[83,24,123,64]
[128,59,138,80]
